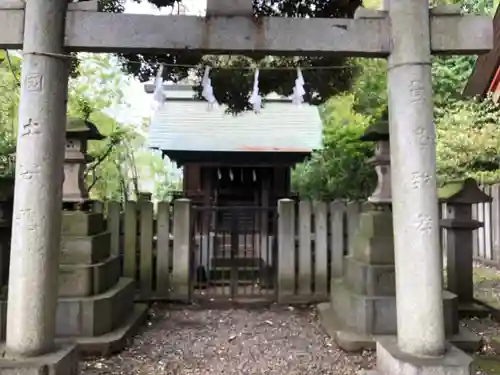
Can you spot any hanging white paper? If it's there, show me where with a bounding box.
[202,66,218,110]
[152,63,165,110]
[248,68,262,113]
[292,67,306,105]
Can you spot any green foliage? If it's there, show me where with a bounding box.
[292,94,376,200]
[435,97,500,185]
[292,0,500,200]
[0,50,20,177]
[68,54,177,202]
[116,0,361,113]
[0,51,177,201]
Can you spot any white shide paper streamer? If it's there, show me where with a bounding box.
[248,68,262,113]
[202,66,218,110]
[292,67,306,105]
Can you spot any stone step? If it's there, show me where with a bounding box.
[58,255,121,297]
[60,231,111,265]
[56,277,135,338]
[330,279,459,336]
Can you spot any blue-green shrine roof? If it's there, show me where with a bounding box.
[147,85,323,154]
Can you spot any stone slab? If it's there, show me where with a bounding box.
[62,211,104,236]
[0,344,78,375]
[58,303,149,357]
[56,277,135,337]
[344,256,395,296]
[373,338,472,375]
[60,231,111,265]
[330,280,458,336]
[59,255,121,297]
[318,303,481,354]
[351,210,394,265]
[457,302,490,318]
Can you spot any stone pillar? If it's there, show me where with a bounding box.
[320,108,476,352]
[277,199,295,303]
[6,0,70,357]
[387,0,445,357]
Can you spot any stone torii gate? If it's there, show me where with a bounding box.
[0,0,493,374]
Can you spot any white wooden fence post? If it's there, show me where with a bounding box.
[330,201,346,279]
[298,200,312,296]
[277,199,295,302]
[314,201,328,297]
[172,199,191,301]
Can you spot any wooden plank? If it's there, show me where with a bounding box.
[277,199,295,302]
[491,184,500,263]
[123,201,137,280]
[297,200,312,296]
[139,201,154,295]
[330,201,345,279]
[172,199,191,301]
[107,201,121,257]
[314,201,328,296]
[156,202,171,296]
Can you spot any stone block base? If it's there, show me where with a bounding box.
[330,280,458,336]
[318,303,481,354]
[458,302,490,318]
[60,232,111,265]
[0,344,78,375]
[62,211,103,237]
[58,303,149,357]
[363,338,472,375]
[56,277,135,337]
[58,255,121,297]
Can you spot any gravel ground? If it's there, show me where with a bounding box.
[79,264,500,375]
[81,304,375,375]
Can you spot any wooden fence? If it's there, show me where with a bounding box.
[97,198,363,303]
[87,183,500,303]
[464,183,500,266]
[98,200,190,301]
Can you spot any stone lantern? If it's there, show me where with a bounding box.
[63,117,105,206]
[56,117,145,351]
[359,108,391,204]
[322,109,474,352]
[438,178,492,308]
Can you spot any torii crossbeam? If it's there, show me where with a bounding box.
[0,0,493,374]
[0,1,492,55]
